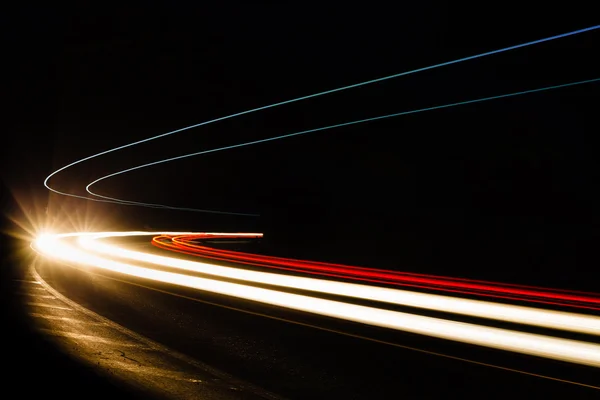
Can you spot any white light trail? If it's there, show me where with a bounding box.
[75,231,600,336]
[32,231,600,368]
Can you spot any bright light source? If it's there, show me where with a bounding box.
[35,233,56,250]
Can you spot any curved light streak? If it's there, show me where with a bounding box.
[44,25,599,214]
[86,77,600,210]
[73,232,600,336]
[32,231,600,368]
[153,234,600,311]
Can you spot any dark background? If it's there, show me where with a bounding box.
[1,3,599,397]
[3,3,599,288]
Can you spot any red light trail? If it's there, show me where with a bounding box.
[153,233,600,311]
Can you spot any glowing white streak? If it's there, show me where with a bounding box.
[77,232,600,336]
[33,232,600,368]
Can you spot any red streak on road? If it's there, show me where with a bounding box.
[151,234,600,311]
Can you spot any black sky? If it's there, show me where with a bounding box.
[3,4,600,290]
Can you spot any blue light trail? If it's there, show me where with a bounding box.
[43,25,599,215]
[86,77,600,214]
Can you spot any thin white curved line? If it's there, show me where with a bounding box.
[44,25,600,214]
[86,77,600,211]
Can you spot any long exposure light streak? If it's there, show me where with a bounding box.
[153,234,600,312]
[86,77,600,211]
[43,25,599,214]
[32,231,600,368]
[67,232,600,336]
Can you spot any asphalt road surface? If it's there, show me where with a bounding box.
[2,236,599,400]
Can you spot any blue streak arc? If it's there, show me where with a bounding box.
[43,25,599,214]
[86,77,600,213]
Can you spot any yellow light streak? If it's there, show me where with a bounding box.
[32,231,600,368]
[75,231,600,337]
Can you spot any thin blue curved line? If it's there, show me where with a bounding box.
[86,77,600,213]
[44,24,600,214]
